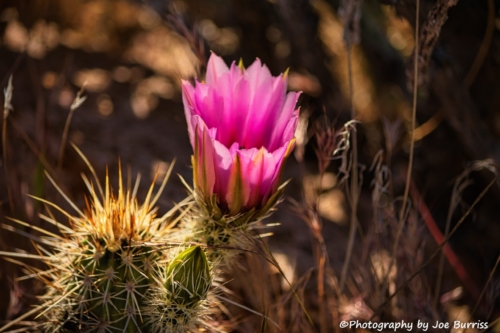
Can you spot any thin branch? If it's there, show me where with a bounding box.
[371,173,498,319]
[469,254,500,322]
[382,0,420,299]
[2,75,14,211]
[57,85,87,171]
[339,45,359,293]
[463,0,495,88]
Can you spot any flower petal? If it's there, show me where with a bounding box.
[225,153,250,215]
[184,53,301,215]
[240,148,266,208]
[193,123,216,201]
[181,80,197,146]
[206,53,230,86]
[212,70,251,147]
[194,83,223,130]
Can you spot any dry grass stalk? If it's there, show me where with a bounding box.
[406,0,459,89]
[56,85,87,171]
[434,160,498,306]
[463,0,495,88]
[371,173,499,319]
[2,75,14,212]
[338,0,363,48]
[382,0,421,305]
[338,113,361,294]
[164,3,207,77]
[338,0,363,292]
[469,255,500,324]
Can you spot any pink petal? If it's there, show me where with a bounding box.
[246,58,273,94]
[205,53,229,86]
[224,152,251,214]
[193,123,216,200]
[268,99,300,149]
[244,76,287,149]
[194,83,223,130]
[211,139,233,204]
[238,148,265,208]
[280,113,299,145]
[211,70,250,146]
[181,81,196,146]
[265,148,285,195]
[261,141,293,201]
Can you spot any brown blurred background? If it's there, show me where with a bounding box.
[0,0,499,331]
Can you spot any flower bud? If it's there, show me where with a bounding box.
[165,246,211,307]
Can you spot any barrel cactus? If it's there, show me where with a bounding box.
[1,160,213,332]
[145,245,212,333]
[38,167,179,332]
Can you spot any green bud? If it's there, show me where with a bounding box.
[165,246,211,307]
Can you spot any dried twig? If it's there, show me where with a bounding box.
[372,173,499,319]
[57,86,86,171]
[406,0,459,89]
[9,118,56,179]
[382,0,420,300]
[338,0,363,48]
[338,0,363,296]
[433,160,497,305]
[338,117,360,295]
[463,0,495,88]
[3,76,14,211]
[164,3,207,77]
[469,255,500,323]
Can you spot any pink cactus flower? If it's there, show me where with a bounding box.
[182,53,301,215]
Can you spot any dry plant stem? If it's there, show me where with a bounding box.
[317,244,327,333]
[339,44,359,293]
[249,215,314,325]
[412,180,480,300]
[382,0,420,299]
[2,112,13,212]
[413,0,492,142]
[434,178,462,306]
[3,76,14,212]
[372,174,499,319]
[57,110,75,171]
[9,118,56,178]
[480,317,500,333]
[0,302,48,332]
[463,0,495,88]
[295,156,322,329]
[57,88,86,171]
[407,0,458,88]
[314,174,328,333]
[469,255,500,323]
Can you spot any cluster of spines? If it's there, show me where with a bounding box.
[184,209,252,266]
[145,246,212,333]
[183,182,287,268]
[1,151,284,332]
[0,157,216,333]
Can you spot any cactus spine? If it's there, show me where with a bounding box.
[39,166,178,332]
[146,246,212,333]
[1,159,214,333]
[184,182,288,267]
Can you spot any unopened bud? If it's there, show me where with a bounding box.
[165,246,211,307]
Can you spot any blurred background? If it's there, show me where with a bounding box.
[0,0,499,332]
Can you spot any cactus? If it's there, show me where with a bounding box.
[37,166,178,332]
[145,246,212,333]
[0,158,215,333]
[182,182,288,267]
